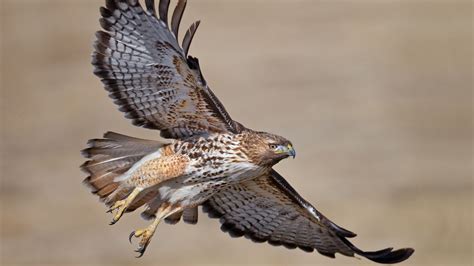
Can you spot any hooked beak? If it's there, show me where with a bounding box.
[287,144,296,158]
[275,144,296,159]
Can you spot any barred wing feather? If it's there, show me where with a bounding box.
[92,0,239,139]
[203,170,414,264]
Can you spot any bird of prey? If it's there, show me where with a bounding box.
[81,0,414,263]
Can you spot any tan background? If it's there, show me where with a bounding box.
[1,0,472,265]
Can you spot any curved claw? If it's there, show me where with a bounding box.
[135,247,146,258]
[129,231,135,243]
[128,229,151,257]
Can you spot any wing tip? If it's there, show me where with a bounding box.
[324,217,357,238]
[364,247,414,264]
[342,236,415,264]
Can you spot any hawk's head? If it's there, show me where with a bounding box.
[243,131,295,167]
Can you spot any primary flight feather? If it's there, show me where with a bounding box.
[81,0,414,263]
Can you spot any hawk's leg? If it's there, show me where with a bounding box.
[129,204,182,257]
[108,187,143,225]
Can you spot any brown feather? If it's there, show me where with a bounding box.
[81,132,164,204]
[93,1,243,139]
[182,20,200,56]
[203,172,414,264]
[141,196,163,220]
[158,0,171,25]
[106,186,133,206]
[183,207,198,224]
[171,0,186,38]
[164,211,183,224]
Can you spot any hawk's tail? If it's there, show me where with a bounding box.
[80,132,165,205]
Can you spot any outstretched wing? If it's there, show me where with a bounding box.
[203,170,414,264]
[92,0,240,139]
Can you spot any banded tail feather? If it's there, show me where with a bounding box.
[81,131,200,224]
[81,131,165,206]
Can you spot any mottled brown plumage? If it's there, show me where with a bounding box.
[82,0,414,263]
[127,152,188,184]
[238,130,294,166]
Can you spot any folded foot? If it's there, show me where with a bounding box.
[107,188,142,225]
[129,226,156,257]
[126,204,183,257]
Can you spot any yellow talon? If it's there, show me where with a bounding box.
[129,226,156,257]
[108,188,142,225]
[128,204,183,257]
[132,229,146,237]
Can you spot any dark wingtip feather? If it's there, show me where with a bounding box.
[367,248,415,264]
[182,20,200,56]
[341,237,414,264]
[326,219,357,238]
[158,0,171,25]
[171,0,187,38]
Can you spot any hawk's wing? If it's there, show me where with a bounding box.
[203,170,414,264]
[93,0,240,139]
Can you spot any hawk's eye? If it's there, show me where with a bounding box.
[269,144,278,150]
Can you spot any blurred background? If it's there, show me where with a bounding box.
[1,0,472,265]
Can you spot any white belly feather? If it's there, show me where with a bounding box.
[159,160,265,206]
[112,134,266,207]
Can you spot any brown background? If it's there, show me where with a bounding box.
[1,0,472,265]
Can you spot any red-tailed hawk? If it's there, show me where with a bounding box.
[81,0,414,263]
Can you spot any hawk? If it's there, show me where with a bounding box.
[81,0,414,263]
